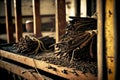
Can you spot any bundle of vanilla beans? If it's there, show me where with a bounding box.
[55,17,97,62]
[13,35,55,54]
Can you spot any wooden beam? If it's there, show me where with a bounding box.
[105,0,116,80]
[14,0,22,42]
[0,50,97,80]
[4,0,14,43]
[97,0,105,80]
[0,60,43,80]
[55,0,66,43]
[32,0,42,37]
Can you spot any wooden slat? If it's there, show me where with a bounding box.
[0,60,43,80]
[4,0,14,43]
[32,0,42,37]
[0,50,97,80]
[14,0,22,42]
[55,0,66,43]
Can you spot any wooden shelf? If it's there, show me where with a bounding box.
[0,50,97,80]
[0,60,43,80]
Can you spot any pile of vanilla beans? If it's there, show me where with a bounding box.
[13,35,55,54]
[55,17,97,62]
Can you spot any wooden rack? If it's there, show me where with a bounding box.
[1,0,117,80]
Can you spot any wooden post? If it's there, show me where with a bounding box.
[97,0,104,80]
[55,0,66,43]
[14,0,22,42]
[4,0,14,43]
[105,0,116,79]
[32,0,42,37]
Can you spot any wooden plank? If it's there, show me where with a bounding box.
[4,0,14,43]
[105,0,116,80]
[55,0,66,43]
[14,0,22,42]
[0,50,97,80]
[32,0,42,37]
[0,60,44,80]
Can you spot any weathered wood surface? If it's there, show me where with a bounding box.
[0,50,97,80]
[0,60,43,80]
